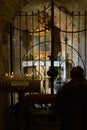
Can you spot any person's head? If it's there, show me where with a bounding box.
[70,66,84,80]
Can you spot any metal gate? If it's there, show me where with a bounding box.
[9,1,87,94]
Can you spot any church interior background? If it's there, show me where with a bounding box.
[7,1,87,94]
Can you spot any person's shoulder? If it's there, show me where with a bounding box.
[57,80,77,93]
[79,79,87,87]
[57,81,70,94]
[74,79,87,85]
[62,80,74,89]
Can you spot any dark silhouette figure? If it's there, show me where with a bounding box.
[47,19,61,61]
[57,66,87,130]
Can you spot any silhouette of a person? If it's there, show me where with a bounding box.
[57,66,87,130]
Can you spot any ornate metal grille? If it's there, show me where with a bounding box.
[9,1,87,94]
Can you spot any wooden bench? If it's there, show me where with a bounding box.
[25,94,57,104]
[24,94,57,121]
